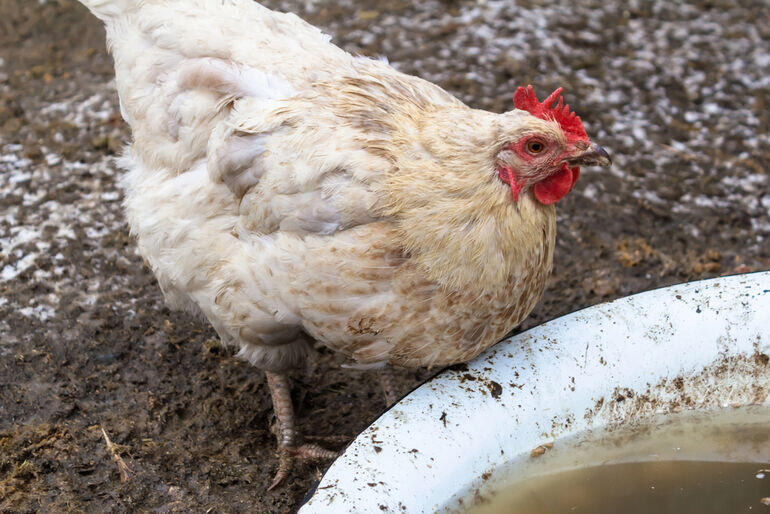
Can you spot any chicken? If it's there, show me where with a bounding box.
[78,0,611,488]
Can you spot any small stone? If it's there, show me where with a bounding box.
[358,10,379,20]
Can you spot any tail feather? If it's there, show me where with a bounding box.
[78,0,136,21]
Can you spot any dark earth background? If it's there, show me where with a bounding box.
[1,0,769,511]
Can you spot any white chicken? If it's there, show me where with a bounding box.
[78,0,610,488]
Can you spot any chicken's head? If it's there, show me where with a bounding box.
[496,85,611,204]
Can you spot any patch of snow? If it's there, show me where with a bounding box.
[18,304,56,321]
[1,253,37,281]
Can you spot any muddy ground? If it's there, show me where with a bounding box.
[1,0,768,512]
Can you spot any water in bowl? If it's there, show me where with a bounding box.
[464,406,770,514]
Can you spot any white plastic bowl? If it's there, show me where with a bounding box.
[299,272,770,513]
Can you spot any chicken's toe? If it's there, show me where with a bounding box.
[268,444,338,491]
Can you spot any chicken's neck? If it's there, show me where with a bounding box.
[383,172,557,294]
[413,194,555,294]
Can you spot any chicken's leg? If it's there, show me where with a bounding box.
[378,367,400,407]
[265,371,337,490]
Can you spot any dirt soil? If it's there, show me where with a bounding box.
[1,0,768,512]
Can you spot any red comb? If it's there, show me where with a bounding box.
[513,85,588,142]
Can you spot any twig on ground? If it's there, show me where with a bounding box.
[100,426,132,483]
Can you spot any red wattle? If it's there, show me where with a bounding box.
[570,166,580,187]
[533,164,579,205]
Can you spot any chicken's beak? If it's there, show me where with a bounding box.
[568,143,612,167]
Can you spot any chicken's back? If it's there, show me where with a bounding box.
[85,0,352,172]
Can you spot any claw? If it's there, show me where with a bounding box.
[303,434,351,444]
[268,449,292,491]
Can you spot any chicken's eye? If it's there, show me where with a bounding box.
[527,141,545,154]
